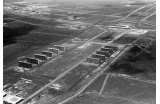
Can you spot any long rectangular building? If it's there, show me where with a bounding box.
[100,48,113,55]
[92,54,106,60]
[18,61,32,68]
[48,48,59,54]
[54,45,65,51]
[26,57,40,65]
[104,46,118,51]
[41,51,54,58]
[34,54,48,61]
[86,58,103,65]
[96,51,110,57]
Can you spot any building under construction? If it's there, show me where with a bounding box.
[48,48,59,54]
[92,54,106,60]
[41,51,54,58]
[18,61,33,68]
[86,57,103,65]
[54,45,65,51]
[34,54,48,61]
[96,51,110,58]
[26,57,40,65]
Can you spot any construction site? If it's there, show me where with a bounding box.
[3,1,156,104]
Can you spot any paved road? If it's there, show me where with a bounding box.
[144,5,156,13]
[138,11,156,26]
[101,3,156,23]
[121,2,156,21]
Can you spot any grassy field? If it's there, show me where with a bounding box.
[102,16,122,21]
[3,12,82,67]
[115,11,132,17]
[4,13,24,19]
[16,16,62,26]
[108,39,156,80]
[95,30,118,42]
[113,36,137,44]
[147,14,156,21]
[3,43,32,65]
[33,26,79,36]
[102,76,155,100]
[77,26,104,40]
[31,43,102,78]
[93,6,138,15]
[4,21,38,46]
[62,64,97,92]
[98,21,119,27]
[4,14,63,27]
[81,15,104,24]
[16,32,70,46]
[66,90,155,104]
[136,5,155,13]
[3,18,15,23]
[84,74,107,93]
[67,74,155,104]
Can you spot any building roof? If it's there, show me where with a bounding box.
[3,94,24,104]
[35,54,46,57]
[50,83,62,90]
[42,51,53,53]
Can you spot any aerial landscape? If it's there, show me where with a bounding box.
[3,0,156,104]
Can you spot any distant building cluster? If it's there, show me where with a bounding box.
[14,45,66,72]
[4,3,51,18]
[3,78,36,104]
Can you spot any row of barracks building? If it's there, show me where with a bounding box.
[18,45,65,69]
[86,45,118,65]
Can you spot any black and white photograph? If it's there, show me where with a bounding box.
[3,0,156,104]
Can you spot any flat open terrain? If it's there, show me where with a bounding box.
[67,75,155,104]
[108,34,156,80]
[84,74,107,93]
[31,43,102,78]
[102,75,155,99]
[113,36,137,44]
